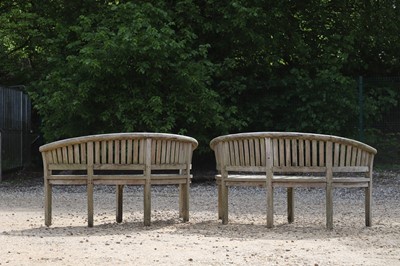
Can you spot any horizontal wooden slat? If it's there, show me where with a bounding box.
[149,174,191,180]
[93,174,188,179]
[93,176,190,185]
[332,166,369,172]
[332,177,370,183]
[216,174,371,188]
[226,166,266,172]
[93,164,145,170]
[215,176,266,187]
[92,175,145,180]
[94,180,146,185]
[223,165,368,175]
[150,179,189,185]
[48,163,189,171]
[48,164,87,170]
[273,175,325,181]
[151,164,189,170]
[226,181,266,187]
[272,166,327,173]
[49,180,87,185]
[47,175,87,180]
[48,174,191,181]
[273,182,326,188]
[222,175,267,182]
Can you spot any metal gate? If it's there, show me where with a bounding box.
[0,86,32,181]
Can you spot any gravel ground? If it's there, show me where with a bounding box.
[0,170,399,265]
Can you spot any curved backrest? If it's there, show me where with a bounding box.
[210,132,377,173]
[40,133,198,172]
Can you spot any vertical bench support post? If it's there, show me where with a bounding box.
[365,159,374,226]
[43,152,52,227]
[287,188,294,223]
[87,142,94,227]
[116,185,124,223]
[266,138,274,228]
[325,141,333,230]
[180,144,192,222]
[220,142,229,225]
[144,139,152,226]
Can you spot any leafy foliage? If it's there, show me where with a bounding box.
[1,0,400,155]
[27,2,229,148]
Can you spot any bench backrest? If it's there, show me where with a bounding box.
[210,132,377,174]
[40,133,198,174]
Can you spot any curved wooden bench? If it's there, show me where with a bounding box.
[210,132,377,229]
[40,133,198,227]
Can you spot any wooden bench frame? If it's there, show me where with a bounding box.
[40,133,198,227]
[210,132,377,229]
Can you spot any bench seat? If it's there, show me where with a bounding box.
[216,175,370,187]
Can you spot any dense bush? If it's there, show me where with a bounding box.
[1,0,399,156]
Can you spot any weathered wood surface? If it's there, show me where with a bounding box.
[210,132,377,229]
[40,133,198,227]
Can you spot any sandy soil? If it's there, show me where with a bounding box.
[0,171,399,265]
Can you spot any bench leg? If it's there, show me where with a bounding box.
[221,183,229,225]
[87,182,93,227]
[116,185,124,223]
[365,184,372,226]
[144,181,151,226]
[87,182,94,227]
[267,185,274,228]
[218,182,222,220]
[44,181,52,227]
[179,184,183,218]
[180,183,189,222]
[326,183,333,230]
[287,187,294,224]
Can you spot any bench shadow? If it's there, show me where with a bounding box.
[2,219,180,237]
[4,218,381,241]
[172,219,379,241]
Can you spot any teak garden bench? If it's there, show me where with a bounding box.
[39,133,198,227]
[210,132,377,229]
